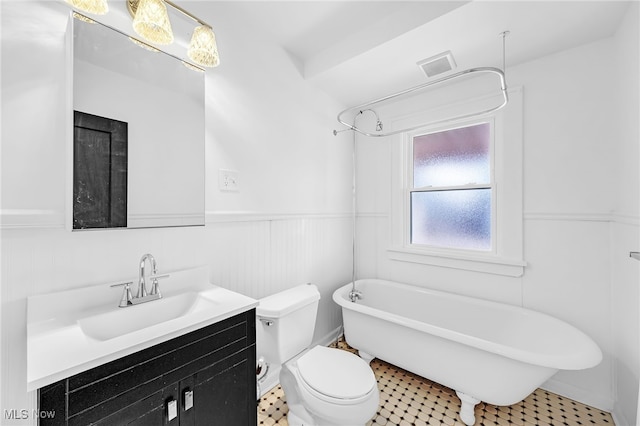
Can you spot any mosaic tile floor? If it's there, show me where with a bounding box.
[257,339,614,426]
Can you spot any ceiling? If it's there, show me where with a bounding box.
[10,1,631,109]
[190,0,631,107]
[225,1,469,75]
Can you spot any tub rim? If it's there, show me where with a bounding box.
[333,279,602,371]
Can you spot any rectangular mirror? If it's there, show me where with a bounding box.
[71,14,205,230]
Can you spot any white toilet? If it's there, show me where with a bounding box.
[256,284,379,426]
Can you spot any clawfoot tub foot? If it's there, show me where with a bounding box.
[455,391,480,425]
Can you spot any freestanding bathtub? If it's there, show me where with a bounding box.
[333,279,602,425]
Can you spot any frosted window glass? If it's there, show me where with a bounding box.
[413,123,490,188]
[411,189,491,250]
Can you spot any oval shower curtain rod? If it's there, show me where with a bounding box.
[334,31,511,138]
[334,66,508,138]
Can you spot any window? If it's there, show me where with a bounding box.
[388,87,525,277]
[410,122,493,251]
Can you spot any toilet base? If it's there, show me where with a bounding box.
[285,409,308,426]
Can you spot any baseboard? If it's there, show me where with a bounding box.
[541,378,614,413]
[611,409,628,426]
[314,325,344,347]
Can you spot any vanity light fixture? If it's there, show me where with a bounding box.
[127,0,220,68]
[67,0,219,68]
[66,0,108,15]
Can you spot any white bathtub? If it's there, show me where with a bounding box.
[333,279,602,425]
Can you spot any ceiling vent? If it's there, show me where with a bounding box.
[417,51,456,78]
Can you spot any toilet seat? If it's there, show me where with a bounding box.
[296,346,376,404]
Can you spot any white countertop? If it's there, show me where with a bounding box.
[27,266,258,392]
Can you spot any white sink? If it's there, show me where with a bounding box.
[78,291,216,341]
[27,266,258,392]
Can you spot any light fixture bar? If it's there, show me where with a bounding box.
[128,0,211,28]
[164,0,211,28]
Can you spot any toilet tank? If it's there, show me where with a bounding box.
[256,284,320,365]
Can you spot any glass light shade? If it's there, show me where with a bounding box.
[188,26,219,68]
[67,0,108,15]
[132,0,174,45]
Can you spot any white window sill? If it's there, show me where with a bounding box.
[387,246,526,277]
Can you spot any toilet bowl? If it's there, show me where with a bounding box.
[256,284,379,426]
[280,345,379,426]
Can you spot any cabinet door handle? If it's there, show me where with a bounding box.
[184,389,194,411]
[167,399,178,421]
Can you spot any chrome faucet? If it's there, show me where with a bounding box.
[112,254,169,307]
[349,290,363,302]
[138,253,157,298]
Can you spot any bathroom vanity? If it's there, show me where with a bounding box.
[38,309,255,425]
[27,267,258,425]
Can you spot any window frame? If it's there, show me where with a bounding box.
[388,87,525,277]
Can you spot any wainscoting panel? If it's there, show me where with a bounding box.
[204,214,353,343]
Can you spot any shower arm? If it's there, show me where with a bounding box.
[335,66,509,138]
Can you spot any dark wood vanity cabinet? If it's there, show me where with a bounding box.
[38,309,256,426]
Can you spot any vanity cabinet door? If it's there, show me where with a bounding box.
[38,309,256,426]
[107,383,178,426]
[191,346,256,425]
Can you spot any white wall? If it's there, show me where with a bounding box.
[610,3,640,425]
[0,2,352,424]
[515,37,616,410]
[355,4,639,417]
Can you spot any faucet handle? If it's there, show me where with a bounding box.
[148,273,170,281]
[111,281,134,307]
[148,273,170,296]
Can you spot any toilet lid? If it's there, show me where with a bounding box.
[297,346,376,400]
